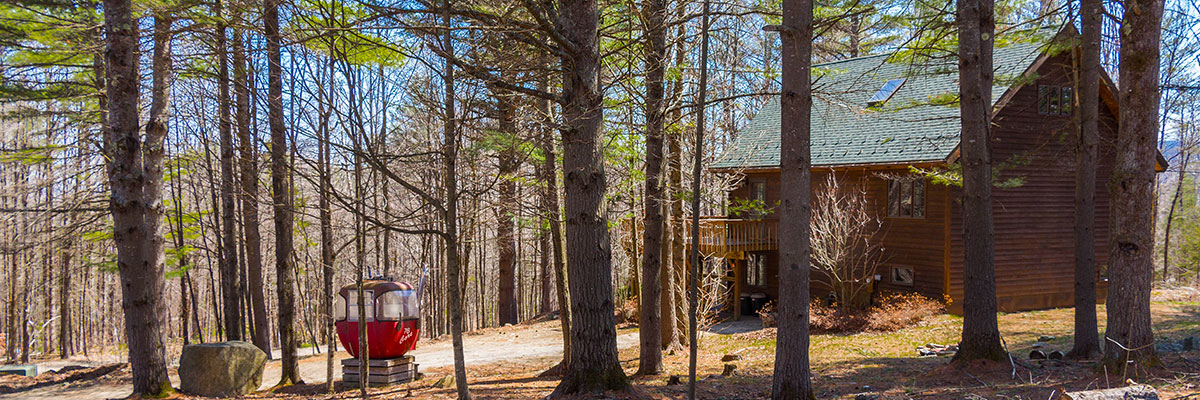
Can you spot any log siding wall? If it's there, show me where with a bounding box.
[947,51,1117,313]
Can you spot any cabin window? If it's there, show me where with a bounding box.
[1038,84,1074,116]
[746,253,767,287]
[750,181,767,218]
[887,178,925,218]
[752,181,766,203]
[891,266,914,286]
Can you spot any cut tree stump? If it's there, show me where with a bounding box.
[1062,385,1158,400]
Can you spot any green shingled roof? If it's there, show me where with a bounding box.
[711,40,1048,169]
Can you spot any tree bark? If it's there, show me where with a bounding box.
[540,84,572,372]
[636,0,668,376]
[317,36,336,393]
[1101,0,1163,372]
[1068,0,1102,360]
[688,3,714,396]
[952,0,1006,364]
[264,0,301,384]
[232,17,270,356]
[59,188,76,358]
[1161,152,1190,279]
[666,0,688,347]
[551,0,629,393]
[496,89,519,326]
[772,0,816,396]
[102,5,173,394]
[216,0,242,342]
[441,3,471,397]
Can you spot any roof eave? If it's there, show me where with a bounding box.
[709,159,950,173]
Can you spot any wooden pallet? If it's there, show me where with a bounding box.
[342,356,420,387]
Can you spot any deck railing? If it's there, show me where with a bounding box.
[686,217,779,255]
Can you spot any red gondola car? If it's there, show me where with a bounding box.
[334,280,421,359]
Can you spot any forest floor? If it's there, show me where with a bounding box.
[2,289,1199,399]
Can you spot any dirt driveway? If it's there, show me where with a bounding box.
[3,320,636,400]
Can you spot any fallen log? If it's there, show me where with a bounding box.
[1062,385,1158,400]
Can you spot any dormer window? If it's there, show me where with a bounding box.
[867,78,906,107]
[1038,85,1074,115]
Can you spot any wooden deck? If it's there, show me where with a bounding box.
[685,217,778,258]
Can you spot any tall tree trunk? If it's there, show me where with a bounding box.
[771,0,815,396]
[952,0,1006,363]
[102,6,173,394]
[539,215,552,314]
[59,158,78,358]
[496,89,519,326]
[1101,0,1164,372]
[687,2,713,396]
[636,0,667,376]
[216,0,242,341]
[265,0,301,384]
[666,0,687,346]
[233,18,270,356]
[441,4,471,397]
[1068,0,1102,360]
[170,151,193,345]
[539,78,572,373]
[1161,153,1190,278]
[551,0,630,393]
[318,39,336,394]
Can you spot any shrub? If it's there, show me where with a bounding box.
[864,292,945,331]
[616,297,639,325]
[756,300,777,328]
[804,292,944,333]
[810,174,885,310]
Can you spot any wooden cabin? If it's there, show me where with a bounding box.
[698,28,1165,316]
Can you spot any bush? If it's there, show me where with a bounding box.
[786,292,944,333]
[810,174,885,310]
[863,292,945,331]
[615,297,639,325]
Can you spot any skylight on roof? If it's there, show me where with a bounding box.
[867,78,907,107]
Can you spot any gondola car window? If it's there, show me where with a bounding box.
[378,290,420,321]
[333,294,346,321]
[347,290,375,322]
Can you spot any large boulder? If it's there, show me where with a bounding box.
[179,341,267,397]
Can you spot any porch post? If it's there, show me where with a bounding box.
[733,258,742,321]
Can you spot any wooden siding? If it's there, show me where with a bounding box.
[725,168,950,304]
[946,50,1115,313]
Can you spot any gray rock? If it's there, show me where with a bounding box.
[179,341,267,397]
[854,394,880,400]
[1038,335,1056,342]
[1032,342,1047,348]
